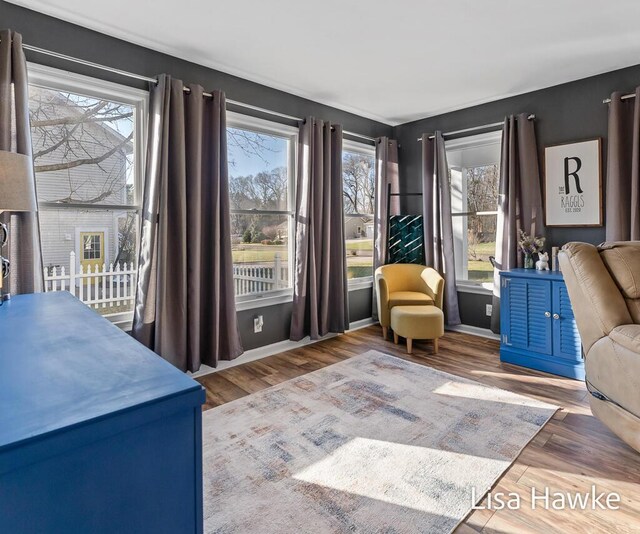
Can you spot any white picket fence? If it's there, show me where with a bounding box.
[233,253,288,296]
[44,251,136,311]
[44,251,288,308]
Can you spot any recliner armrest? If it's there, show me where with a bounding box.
[610,325,640,354]
[560,243,631,353]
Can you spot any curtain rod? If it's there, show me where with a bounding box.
[21,43,376,143]
[602,92,636,104]
[416,114,536,142]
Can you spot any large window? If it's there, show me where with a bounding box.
[446,131,501,286]
[342,140,375,284]
[227,113,296,303]
[28,64,147,326]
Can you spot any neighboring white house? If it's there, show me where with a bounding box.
[30,86,134,275]
[345,216,374,239]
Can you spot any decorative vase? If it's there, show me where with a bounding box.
[524,253,534,269]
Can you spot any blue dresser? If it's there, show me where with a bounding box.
[0,292,206,533]
[499,268,584,380]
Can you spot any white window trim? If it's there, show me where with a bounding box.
[343,138,375,157]
[28,63,148,327]
[445,130,502,152]
[227,112,298,309]
[235,289,294,312]
[446,130,501,288]
[27,63,149,209]
[343,139,375,290]
[456,281,494,295]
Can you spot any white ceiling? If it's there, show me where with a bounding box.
[11,0,640,125]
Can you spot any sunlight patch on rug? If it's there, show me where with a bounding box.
[432,380,549,407]
[202,350,557,533]
[293,436,506,515]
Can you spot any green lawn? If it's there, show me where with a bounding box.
[472,241,496,256]
[233,242,373,281]
[346,239,373,252]
[232,245,288,263]
[468,260,493,282]
[233,241,373,264]
[346,257,373,267]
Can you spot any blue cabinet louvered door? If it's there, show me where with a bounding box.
[500,270,584,379]
[552,281,583,361]
[503,277,552,355]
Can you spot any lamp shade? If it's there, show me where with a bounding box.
[0,150,37,212]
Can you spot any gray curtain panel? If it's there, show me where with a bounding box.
[0,29,43,295]
[421,132,461,326]
[606,87,640,241]
[372,137,399,320]
[290,117,349,341]
[491,113,544,332]
[132,75,243,371]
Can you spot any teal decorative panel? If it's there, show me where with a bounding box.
[388,215,424,264]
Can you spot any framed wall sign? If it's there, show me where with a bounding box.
[544,138,602,227]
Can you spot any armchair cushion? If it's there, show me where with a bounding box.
[388,291,434,308]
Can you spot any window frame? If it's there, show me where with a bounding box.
[446,130,502,294]
[226,111,298,311]
[27,63,149,211]
[342,138,376,290]
[27,63,149,327]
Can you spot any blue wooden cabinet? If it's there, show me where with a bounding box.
[0,292,206,533]
[500,269,584,380]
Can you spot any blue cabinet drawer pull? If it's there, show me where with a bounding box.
[553,313,560,320]
[544,311,551,318]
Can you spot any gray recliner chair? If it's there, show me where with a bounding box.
[559,242,640,453]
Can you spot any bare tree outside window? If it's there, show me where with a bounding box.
[227,125,293,298]
[466,164,499,272]
[343,149,375,280]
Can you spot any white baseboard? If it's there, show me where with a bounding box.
[446,324,499,341]
[190,317,376,378]
[347,317,376,331]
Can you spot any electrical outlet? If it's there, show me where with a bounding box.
[485,304,493,316]
[253,315,263,333]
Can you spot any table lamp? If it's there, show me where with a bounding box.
[0,150,37,302]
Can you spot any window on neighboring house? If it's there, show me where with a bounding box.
[27,64,147,327]
[342,140,375,284]
[226,113,296,304]
[446,131,501,287]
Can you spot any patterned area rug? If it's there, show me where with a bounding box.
[202,350,557,533]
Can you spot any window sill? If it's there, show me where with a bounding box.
[348,279,373,292]
[103,311,134,331]
[235,290,293,311]
[456,282,493,296]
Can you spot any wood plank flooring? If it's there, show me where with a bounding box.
[197,327,640,533]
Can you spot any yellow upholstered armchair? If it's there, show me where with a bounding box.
[375,264,444,339]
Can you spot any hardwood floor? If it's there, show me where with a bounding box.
[197,326,640,533]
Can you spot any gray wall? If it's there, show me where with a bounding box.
[1,1,382,349]
[8,0,640,336]
[393,63,640,328]
[240,287,373,351]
